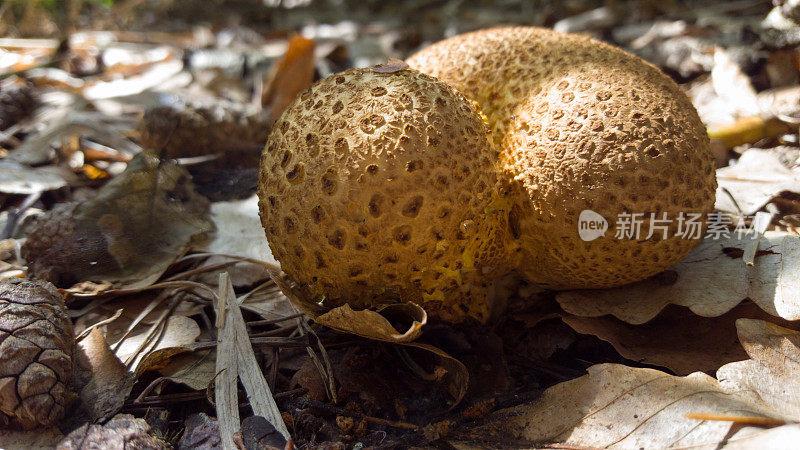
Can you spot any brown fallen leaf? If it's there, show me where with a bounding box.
[461,363,795,448]
[73,328,135,421]
[562,302,800,375]
[315,302,426,343]
[156,349,216,391]
[22,152,214,289]
[557,231,800,324]
[114,314,201,375]
[718,319,800,420]
[261,35,315,120]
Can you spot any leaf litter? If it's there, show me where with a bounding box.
[2,1,800,448]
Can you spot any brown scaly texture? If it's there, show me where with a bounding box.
[0,278,74,429]
[258,68,513,322]
[408,27,717,289]
[21,203,85,287]
[138,101,271,158]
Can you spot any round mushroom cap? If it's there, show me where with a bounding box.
[408,27,717,289]
[258,67,513,322]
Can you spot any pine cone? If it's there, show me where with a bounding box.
[21,203,86,287]
[138,101,271,159]
[0,76,38,131]
[0,278,75,429]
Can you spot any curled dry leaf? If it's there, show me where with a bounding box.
[718,319,800,419]
[22,153,214,289]
[557,231,800,324]
[465,363,795,448]
[715,149,800,215]
[314,303,426,343]
[267,266,469,406]
[562,302,799,375]
[73,328,135,421]
[156,349,216,391]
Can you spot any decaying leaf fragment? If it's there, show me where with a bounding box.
[557,231,800,324]
[56,413,168,450]
[465,364,796,448]
[22,152,214,289]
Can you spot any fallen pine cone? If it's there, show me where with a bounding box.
[0,278,75,429]
[138,100,271,159]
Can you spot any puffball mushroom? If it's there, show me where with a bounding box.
[258,67,513,323]
[407,27,717,289]
[259,26,718,323]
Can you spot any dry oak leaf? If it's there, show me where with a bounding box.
[715,149,800,215]
[557,231,800,324]
[314,303,426,343]
[718,319,800,420]
[561,302,800,375]
[467,363,796,448]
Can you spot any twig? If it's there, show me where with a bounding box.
[75,308,124,341]
[0,192,41,240]
[742,211,773,266]
[248,312,306,327]
[217,272,291,441]
[188,335,308,351]
[127,387,308,408]
[215,275,239,449]
[685,412,789,427]
[295,397,418,430]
